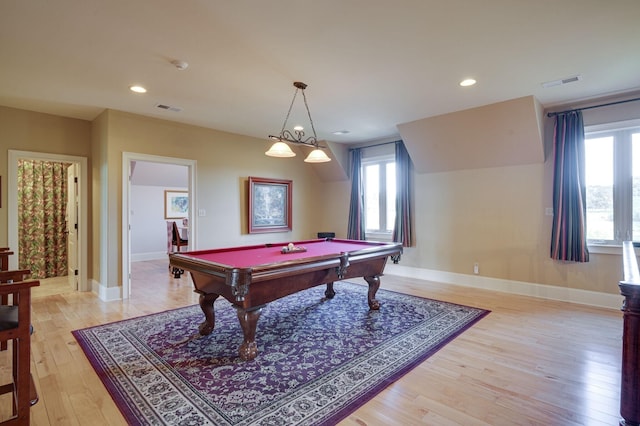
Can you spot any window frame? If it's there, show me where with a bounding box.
[361,153,396,241]
[585,119,640,246]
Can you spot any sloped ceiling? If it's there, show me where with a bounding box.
[398,96,544,173]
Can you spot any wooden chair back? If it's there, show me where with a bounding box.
[0,250,14,272]
[0,277,40,423]
[0,270,31,352]
[172,221,189,252]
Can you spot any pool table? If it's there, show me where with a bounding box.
[169,238,402,360]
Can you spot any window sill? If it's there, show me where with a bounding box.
[588,244,622,255]
[365,232,393,242]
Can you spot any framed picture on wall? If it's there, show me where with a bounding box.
[248,176,292,233]
[165,190,189,219]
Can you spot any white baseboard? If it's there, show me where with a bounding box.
[89,260,623,308]
[91,278,123,301]
[131,251,168,262]
[384,264,623,310]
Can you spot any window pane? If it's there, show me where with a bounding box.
[585,136,614,241]
[386,162,396,232]
[364,164,379,231]
[633,133,640,240]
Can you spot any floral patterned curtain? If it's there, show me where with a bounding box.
[17,159,70,278]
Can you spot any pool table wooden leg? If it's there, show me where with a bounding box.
[364,275,381,310]
[325,282,335,299]
[172,266,183,279]
[236,306,263,361]
[198,293,219,335]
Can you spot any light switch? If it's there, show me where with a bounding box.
[198,209,206,217]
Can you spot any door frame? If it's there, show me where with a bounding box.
[121,152,197,299]
[66,163,79,291]
[7,150,88,291]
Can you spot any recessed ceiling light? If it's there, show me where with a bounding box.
[129,85,147,93]
[332,130,350,135]
[459,79,476,87]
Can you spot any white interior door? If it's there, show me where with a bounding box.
[67,163,79,290]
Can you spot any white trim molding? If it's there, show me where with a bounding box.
[122,152,197,300]
[385,264,622,310]
[131,252,168,262]
[92,279,123,302]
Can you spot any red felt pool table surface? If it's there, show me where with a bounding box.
[182,239,389,268]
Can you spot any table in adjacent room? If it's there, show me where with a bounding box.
[169,238,402,360]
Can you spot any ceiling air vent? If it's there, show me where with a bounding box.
[155,103,183,112]
[542,75,583,88]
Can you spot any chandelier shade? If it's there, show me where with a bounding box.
[266,81,331,162]
[265,141,296,157]
[304,148,331,163]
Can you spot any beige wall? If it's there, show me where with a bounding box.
[398,96,544,173]
[3,91,639,297]
[334,91,639,296]
[98,110,326,288]
[91,111,109,286]
[0,106,93,272]
[394,162,624,294]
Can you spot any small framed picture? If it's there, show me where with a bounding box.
[248,177,292,233]
[164,190,189,219]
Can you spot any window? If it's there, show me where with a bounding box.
[585,120,640,245]
[362,155,396,239]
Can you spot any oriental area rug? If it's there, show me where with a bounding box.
[73,281,489,426]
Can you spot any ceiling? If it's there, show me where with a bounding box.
[130,161,188,188]
[1,0,639,145]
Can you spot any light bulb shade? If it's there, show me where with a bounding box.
[304,148,331,163]
[266,142,296,158]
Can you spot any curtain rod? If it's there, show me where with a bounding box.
[348,140,400,151]
[546,96,640,117]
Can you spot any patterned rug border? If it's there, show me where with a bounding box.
[323,297,489,425]
[73,281,490,425]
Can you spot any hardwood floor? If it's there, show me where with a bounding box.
[9,260,624,425]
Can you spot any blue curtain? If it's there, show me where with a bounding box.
[347,148,365,240]
[550,111,589,262]
[392,141,413,246]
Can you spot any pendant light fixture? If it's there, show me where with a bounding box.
[266,82,331,163]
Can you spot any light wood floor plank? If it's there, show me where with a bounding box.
[6,260,622,425]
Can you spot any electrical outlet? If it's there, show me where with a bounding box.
[473,262,479,274]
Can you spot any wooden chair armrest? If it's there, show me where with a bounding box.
[0,280,40,295]
[0,269,32,284]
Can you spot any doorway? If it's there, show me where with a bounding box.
[122,152,196,299]
[7,150,88,291]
